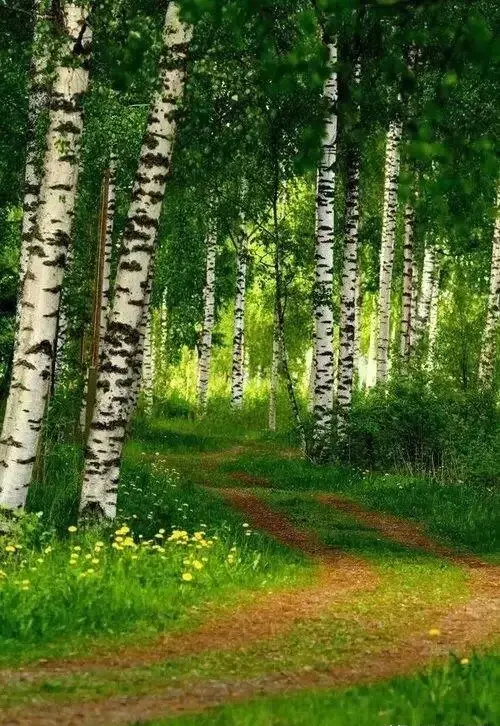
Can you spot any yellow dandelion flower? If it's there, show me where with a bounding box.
[131,555,138,560]
[428,628,441,637]
[21,585,30,591]
[73,546,81,552]
[95,541,104,548]
[91,558,99,565]
[85,554,92,560]
[182,572,193,582]
[111,542,123,550]
[44,546,53,554]
[5,545,16,553]
[68,525,78,533]
[123,537,136,548]
[86,568,95,575]
[37,558,44,564]
[193,560,203,570]
[460,658,469,665]
[114,536,123,543]
[21,580,30,586]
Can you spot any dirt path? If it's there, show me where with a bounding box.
[0,490,377,683]
[1,487,498,726]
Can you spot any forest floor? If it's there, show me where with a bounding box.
[0,417,498,725]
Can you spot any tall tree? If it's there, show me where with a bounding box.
[479,187,500,383]
[414,240,438,345]
[376,119,402,382]
[230,233,247,410]
[79,3,191,519]
[197,229,217,411]
[337,60,361,416]
[400,198,416,359]
[0,3,91,509]
[311,36,337,458]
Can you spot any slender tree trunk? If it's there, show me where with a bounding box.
[312,39,337,457]
[479,188,500,383]
[337,144,360,413]
[400,200,416,360]
[230,236,247,410]
[376,120,402,383]
[0,5,91,509]
[268,306,280,431]
[414,240,437,344]
[141,302,154,414]
[80,4,191,519]
[427,270,440,368]
[198,231,217,411]
[409,257,420,353]
[366,304,377,389]
[353,274,363,386]
[80,162,116,435]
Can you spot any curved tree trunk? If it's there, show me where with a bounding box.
[230,236,247,410]
[198,231,217,411]
[376,120,402,383]
[400,200,416,360]
[312,39,337,458]
[80,4,191,519]
[0,4,91,509]
[479,188,500,383]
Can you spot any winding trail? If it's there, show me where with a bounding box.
[1,482,498,726]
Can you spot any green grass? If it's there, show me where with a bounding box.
[147,652,500,726]
[0,456,309,666]
[224,456,499,556]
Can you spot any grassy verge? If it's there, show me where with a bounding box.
[148,652,500,726]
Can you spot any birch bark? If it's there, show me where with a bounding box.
[80,3,191,518]
[479,188,500,383]
[198,231,217,411]
[400,200,416,359]
[312,39,337,457]
[268,307,280,431]
[230,235,247,410]
[414,241,437,344]
[15,0,51,345]
[337,144,360,412]
[376,120,402,383]
[0,4,91,509]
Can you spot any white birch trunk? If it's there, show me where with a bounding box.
[99,154,117,359]
[312,39,337,456]
[53,240,75,382]
[414,241,437,344]
[366,305,378,389]
[80,4,191,519]
[197,231,217,411]
[337,145,360,412]
[400,200,415,359]
[15,0,51,344]
[376,120,402,383]
[409,257,420,352]
[479,188,500,383]
[230,237,247,410]
[0,5,91,509]
[427,271,440,368]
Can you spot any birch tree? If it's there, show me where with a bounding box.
[337,60,361,415]
[230,234,247,410]
[80,3,191,519]
[198,230,217,411]
[479,187,500,383]
[15,0,51,346]
[311,38,337,458]
[414,240,438,344]
[376,120,402,383]
[268,306,281,431]
[0,3,91,509]
[400,199,416,359]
